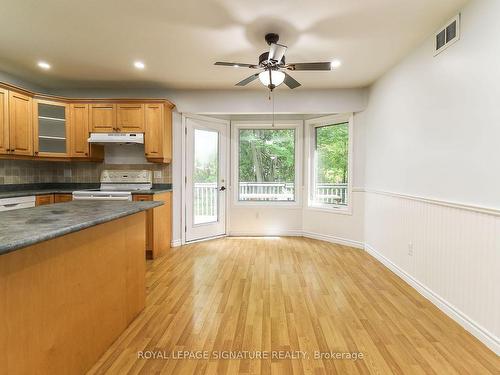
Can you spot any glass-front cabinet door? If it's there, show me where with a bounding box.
[33,99,69,157]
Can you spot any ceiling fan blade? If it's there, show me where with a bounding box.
[215,62,258,68]
[287,62,332,71]
[283,72,301,89]
[235,73,260,86]
[268,43,287,64]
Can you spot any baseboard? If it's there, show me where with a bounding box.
[171,239,182,247]
[228,230,303,237]
[364,243,500,356]
[302,231,364,249]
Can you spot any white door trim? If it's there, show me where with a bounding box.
[181,114,230,244]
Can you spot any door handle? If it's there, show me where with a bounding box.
[219,186,226,191]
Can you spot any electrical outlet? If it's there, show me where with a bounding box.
[64,169,72,178]
[153,171,162,179]
[408,242,414,256]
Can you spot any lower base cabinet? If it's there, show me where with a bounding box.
[133,192,171,259]
[35,194,54,206]
[36,193,72,206]
[54,194,73,203]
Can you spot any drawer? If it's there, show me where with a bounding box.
[133,195,153,202]
[54,194,73,203]
[35,194,54,206]
[0,196,36,211]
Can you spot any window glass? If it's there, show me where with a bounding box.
[193,129,218,224]
[312,122,349,207]
[238,129,295,201]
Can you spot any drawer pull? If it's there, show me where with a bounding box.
[2,203,19,208]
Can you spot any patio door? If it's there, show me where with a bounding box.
[184,115,228,242]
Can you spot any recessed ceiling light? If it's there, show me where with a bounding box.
[330,59,342,69]
[37,61,51,70]
[134,61,145,69]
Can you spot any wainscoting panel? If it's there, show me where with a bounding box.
[364,190,500,354]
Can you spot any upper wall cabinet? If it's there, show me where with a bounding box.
[117,103,144,132]
[0,81,174,163]
[0,88,8,154]
[70,103,104,160]
[70,103,90,157]
[145,103,172,163]
[144,103,163,158]
[33,99,69,157]
[90,104,116,132]
[91,103,145,133]
[8,91,33,156]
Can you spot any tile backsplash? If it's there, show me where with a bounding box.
[0,160,171,185]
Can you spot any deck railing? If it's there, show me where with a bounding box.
[193,182,348,218]
[313,183,348,205]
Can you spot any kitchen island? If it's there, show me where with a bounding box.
[0,201,162,375]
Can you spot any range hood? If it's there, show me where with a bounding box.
[88,133,144,144]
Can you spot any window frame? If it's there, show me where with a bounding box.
[231,121,303,207]
[305,114,353,215]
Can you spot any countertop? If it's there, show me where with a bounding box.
[0,200,163,255]
[0,183,172,199]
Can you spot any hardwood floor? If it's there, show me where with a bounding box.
[88,237,499,374]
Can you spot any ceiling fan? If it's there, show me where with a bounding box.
[215,33,336,91]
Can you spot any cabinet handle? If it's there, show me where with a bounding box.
[34,151,39,155]
[85,152,88,156]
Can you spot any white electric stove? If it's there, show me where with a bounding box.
[72,170,152,201]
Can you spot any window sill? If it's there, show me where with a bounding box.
[305,204,353,216]
[232,200,302,209]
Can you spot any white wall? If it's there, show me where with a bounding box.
[49,87,368,115]
[360,0,500,209]
[0,70,48,92]
[358,0,500,354]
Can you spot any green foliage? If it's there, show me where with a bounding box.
[239,129,295,182]
[193,124,349,185]
[315,123,349,184]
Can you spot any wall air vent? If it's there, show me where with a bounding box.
[435,14,460,56]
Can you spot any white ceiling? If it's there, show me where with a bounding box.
[0,0,468,90]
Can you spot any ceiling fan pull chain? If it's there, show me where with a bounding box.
[272,90,275,127]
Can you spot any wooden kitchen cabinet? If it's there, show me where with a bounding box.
[35,194,54,206]
[90,104,116,132]
[8,91,33,156]
[0,88,8,154]
[70,103,90,157]
[70,103,104,161]
[117,103,144,131]
[0,81,175,163]
[145,104,172,163]
[133,192,171,259]
[33,99,69,157]
[54,194,73,203]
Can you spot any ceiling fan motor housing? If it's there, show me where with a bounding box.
[259,52,285,66]
[265,33,280,45]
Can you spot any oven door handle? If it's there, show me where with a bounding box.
[72,195,131,201]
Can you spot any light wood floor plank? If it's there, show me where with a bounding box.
[88,237,499,375]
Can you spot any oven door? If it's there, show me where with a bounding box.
[72,191,132,201]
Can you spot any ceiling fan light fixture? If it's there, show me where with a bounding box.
[259,70,285,87]
[330,59,342,69]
